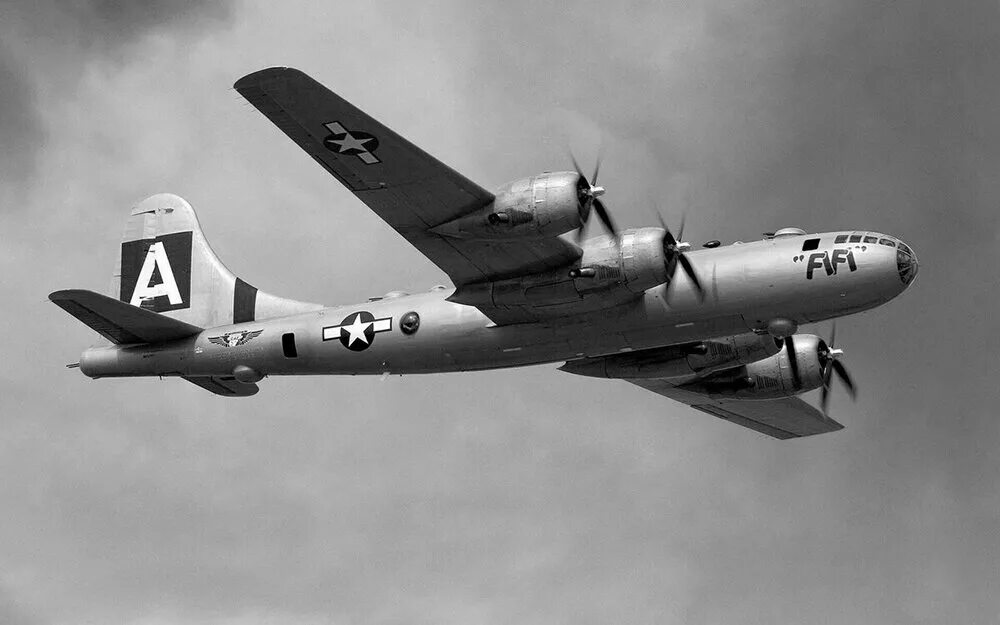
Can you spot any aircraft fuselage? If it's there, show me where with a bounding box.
[78,230,917,380]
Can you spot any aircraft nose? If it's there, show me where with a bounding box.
[896,239,918,287]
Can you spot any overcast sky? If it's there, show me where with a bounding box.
[2,1,998,624]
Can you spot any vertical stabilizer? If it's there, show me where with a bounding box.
[113,194,322,329]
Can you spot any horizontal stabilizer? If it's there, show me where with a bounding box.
[183,375,259,397]
[49,289,203,344]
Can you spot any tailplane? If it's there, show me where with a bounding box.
[49,289,202,344]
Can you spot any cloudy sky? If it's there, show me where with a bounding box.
[2,1,998,623]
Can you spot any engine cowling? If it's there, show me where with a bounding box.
[449,226,676,313]
[430,172,582,240]
[678,334,828,399]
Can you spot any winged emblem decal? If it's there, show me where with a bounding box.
[208,329,263,348]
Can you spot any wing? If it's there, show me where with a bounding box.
[183,375,259,397]
[234,67,581,287]
[626,378,844,439]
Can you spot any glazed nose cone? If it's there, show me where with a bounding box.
[896,240,918,287]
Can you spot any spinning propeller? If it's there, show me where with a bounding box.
[782,324,857,416]
[654,211,705,302]
[570,153,617,241]
[818,324,856,415]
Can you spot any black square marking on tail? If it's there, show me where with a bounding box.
[233,278,258,323]
[120,231,192,312]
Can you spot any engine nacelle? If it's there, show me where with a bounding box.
[678,334,828,399]
[430,172,583,240]
[449,227,674,311]
[450,225,680,315]
[560,333,781,379]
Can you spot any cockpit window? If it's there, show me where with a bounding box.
[879,238,896,247]
[834,234,848,244]
[801,238,820,251]
[863,235,878,243]
[849,234,862,243]
[899,243,913,256]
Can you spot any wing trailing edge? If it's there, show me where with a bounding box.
[626,377,844,439]
[182,375,259,397]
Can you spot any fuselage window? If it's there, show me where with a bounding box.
[879,238,896,247]
[863,235,878,244]
[282,333,298,358]
[834,234,848,244]
[801,238,820,251]
[849,234,862,243]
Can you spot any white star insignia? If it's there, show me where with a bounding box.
[331,133,373,153]
[342,313,372,347]
[322,312,392,349]
[323,121,381,164]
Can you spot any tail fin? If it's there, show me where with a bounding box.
[111,193,322,329]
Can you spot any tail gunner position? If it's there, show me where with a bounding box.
[51,68,918,439]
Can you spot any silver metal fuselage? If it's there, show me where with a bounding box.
[79,230,916,380]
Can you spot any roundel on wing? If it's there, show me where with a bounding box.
[322,122,380,156]
[325,130,379,155]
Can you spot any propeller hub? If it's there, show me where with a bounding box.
[655,213,706,303]
[570,155,618,241]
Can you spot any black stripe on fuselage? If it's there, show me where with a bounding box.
[233,277,258,323]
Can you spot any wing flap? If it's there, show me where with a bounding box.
[627,378,844,439]
[183,375,259,397]
[49,289,202,344]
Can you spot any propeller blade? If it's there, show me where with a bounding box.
[654,209,705,303]
[570,153,586,184]
[677,253,705,300]
[662,224,677,248]
[676,213,686,245]
[829,322,837,349]
[784,336,800,389]
[652,208,667,230]
[832,360,856,399]
[569,152,618,242]
[820,362,834,414]
[592,198,618,239]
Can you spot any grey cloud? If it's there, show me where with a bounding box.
[0,586,44,625]
[437,0,999,246]
[6,1,1000,624]
[0,43,42,208]
[0,0,237,207]
[1,0,235,54]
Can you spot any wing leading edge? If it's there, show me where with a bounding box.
[234,67,581,287]
[626,378,845,439]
